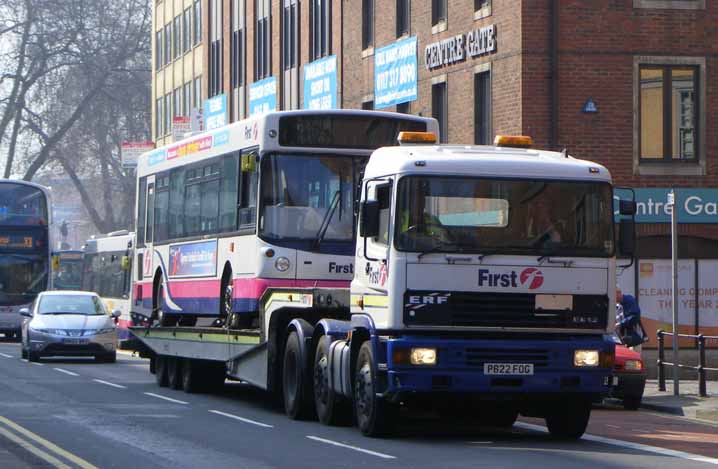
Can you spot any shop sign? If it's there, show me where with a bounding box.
[249,77,277,117]
[424,25,496,70]
[120,142,154,169]
[203,94,227,131]
[303,55,337,110]
[375,36,418,109]
[614,188,718,224]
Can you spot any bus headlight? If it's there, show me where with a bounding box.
[275,257,291,272]
[410,348,437,366]
[574,350,600,367]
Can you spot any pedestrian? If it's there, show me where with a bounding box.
[615,286,648,352]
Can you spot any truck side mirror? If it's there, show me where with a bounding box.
[360,201,380,238]
[121,255,130,271]
[619,200,637,216]
[51,255,60,271]
[618,219,636,257]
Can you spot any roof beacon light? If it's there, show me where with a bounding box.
[397,131,438,145]
[494,135,533,148]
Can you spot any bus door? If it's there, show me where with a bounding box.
[135,176,155,315]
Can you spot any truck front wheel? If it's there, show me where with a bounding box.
[354,341,396,437]
[313,335,350,426]
[545,401,591,439]
[282,331,314,420]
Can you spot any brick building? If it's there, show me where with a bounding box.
[151,0,718,338]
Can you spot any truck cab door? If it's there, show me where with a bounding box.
[359,179,393,292]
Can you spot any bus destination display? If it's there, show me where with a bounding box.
[0,234,37,250]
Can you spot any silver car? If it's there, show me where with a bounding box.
[20,291,121,363]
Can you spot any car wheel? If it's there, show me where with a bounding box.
[21,347,27,359]
[28,350,40,363]
[623,395,642,411]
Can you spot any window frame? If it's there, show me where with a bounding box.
[255,0,272,80]
[155,30,163,70]
[173,15,181,60]
[431,0,447,28]
[431,80,448,143]
[396,0,410,38]
[362,0,374,51]
[633,0,704,9]
[474,68,491,145]
[311,0,331,60]
[183,7,192,54]
[193,0,202,46]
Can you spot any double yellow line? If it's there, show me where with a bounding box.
[0,415,97,469]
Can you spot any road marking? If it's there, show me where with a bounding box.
[29,361,43,366]
[92,379,126,389]
[306,435,396,460]
[208,410,274,428]
[0,415,98,469]
[53,368,80,377]
[515,422,718,465]
[0,352,12,358]
[0,425,71,469]
[143,392,188,405]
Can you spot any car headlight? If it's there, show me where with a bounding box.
[624,360,643,371]
[30,328,66,336]
[574,350,600,367]
[410,348,437,366]
[275,256,291,272]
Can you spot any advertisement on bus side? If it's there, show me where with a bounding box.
[168,240,217,277]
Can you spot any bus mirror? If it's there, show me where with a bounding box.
[241,153,256,172]
[619,200,637,216]
[121,255,130,271]
[618,219,636,257]
[360,201,380,238]
[51,255,60,271]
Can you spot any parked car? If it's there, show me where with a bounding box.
[611,340,646,410]
[20,291,121,363]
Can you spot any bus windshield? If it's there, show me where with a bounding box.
[260,154,365,245]
[395,177,615,258]
[0,183,48,226]
[0,253,48,305]
[54,257,84,290]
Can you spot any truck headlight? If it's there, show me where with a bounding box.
[410,348,437,366]
[574,350,599,367]
[275,257,291,272]
[624,360,643,371]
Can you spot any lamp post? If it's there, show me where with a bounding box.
[667,190,679,396]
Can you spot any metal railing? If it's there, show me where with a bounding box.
[657,330,718,397]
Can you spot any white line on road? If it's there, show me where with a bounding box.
[29,361,43,366]
[0,352,12,358]
[209,410,274,428]
[306,435,397,460]
[92,379,126,389]
[54,368,79,377]
[515,422,718,465]
[143,392,189,405]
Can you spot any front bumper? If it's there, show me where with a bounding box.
[380,336,614,397]
[28,330,117,356]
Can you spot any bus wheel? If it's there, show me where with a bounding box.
[314,335,351,426]
[283,331,314,420]
[167,356,183,390]
[354,341,396,437]
[155,355,169,387]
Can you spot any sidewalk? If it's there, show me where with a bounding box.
[641,379,718,422]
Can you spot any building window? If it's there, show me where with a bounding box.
[311,0,330,60]
[475,0,490,12]
[174,88,181,120]
[432,81,447,143]
[474,70,491,145]
[362,100,373,110]
[194,76,202,109]
[283,0,298,71]
[173,15,181,60]
[209,0,223,97]
[155,30,163,70]
[432,0,447,26]
[183,8,192,53]
[639,65,698,161]
[193,0,202,45]
[396,102,409,114]
[164,92,172,135]
[183,82,192,116]
[255,0,271,80]
[362,0,374,50]
[231,0,245,89]
[396,0,409,37]
[164,24,171,65]
[156,96,163,137]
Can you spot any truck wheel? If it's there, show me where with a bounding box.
[545,401,591,439]
[182,359,200,393]
[155,355,169,387]
[167,357,183,390]
[354,341,396,437]
[623,395,642,411]
[283,331,314,420]
[314,335,351,426]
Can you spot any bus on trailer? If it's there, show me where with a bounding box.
[0,180,52,340]
[53,250,84,290]
[81,231,134,345]
[133,110,437,328]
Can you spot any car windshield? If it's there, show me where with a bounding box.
[395,176,615,257]
[38,295,106,315]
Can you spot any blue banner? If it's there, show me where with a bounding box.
[168,240,217,277]
[203,94,227,131]
[303,55,337,110]
[374,36,418,109]
[249,77,277,116]
[614,188,718,224]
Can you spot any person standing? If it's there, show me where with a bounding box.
[615,286,647,352]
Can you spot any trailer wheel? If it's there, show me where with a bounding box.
[155,355,169,387]
[167,356,183,390]
[354,341,396,437]
[283,331,314,420]
[314,335,351,426]
[545,401,591,439]
[182,359,200,393]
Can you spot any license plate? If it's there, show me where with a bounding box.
[63,338,89,345]
[483,363,534,375]
[535,294,573,310]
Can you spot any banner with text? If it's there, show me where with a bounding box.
[614,188,718,224]
[303,55,337,110]
[203,94,227,131]
[249,77,277,116]
[374,36,417,109]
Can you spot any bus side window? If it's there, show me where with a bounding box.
[137,178,147,246]
[239,151,258,228]
[219,153,239,232]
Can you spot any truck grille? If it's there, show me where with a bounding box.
[403,291,608,329]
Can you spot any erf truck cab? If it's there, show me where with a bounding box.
[340,132,636,437]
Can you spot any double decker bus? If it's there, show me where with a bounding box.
[0,180,52,339]
[81,231,134,344]
[53,250,84,290]
[134,110,437,327]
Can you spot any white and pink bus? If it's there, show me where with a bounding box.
[133,110,437,327]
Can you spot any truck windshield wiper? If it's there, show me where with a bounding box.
[417,242,467,260]
[312,190,342,251]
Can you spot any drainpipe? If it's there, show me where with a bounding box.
[550,0,559,150]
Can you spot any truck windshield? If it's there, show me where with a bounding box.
[0,253,48,305]
[396,176,615,257]
[259,154,365,246]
